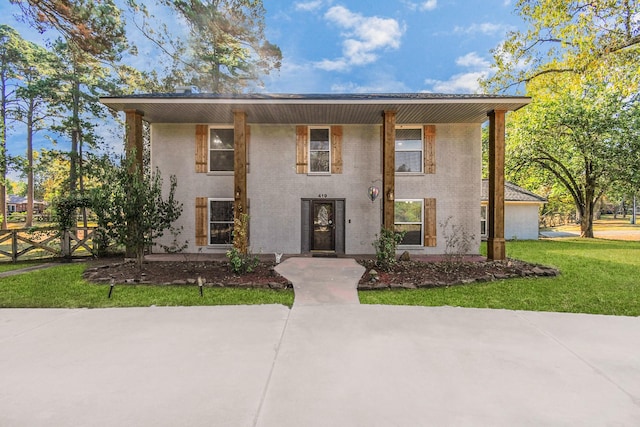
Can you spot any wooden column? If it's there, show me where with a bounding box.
[487,110,506,260]
[124,109,144,176]
[124,109,144,258]
[234,110,248,250]
[382,110,396,230]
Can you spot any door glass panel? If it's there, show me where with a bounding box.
[312,202,334,251]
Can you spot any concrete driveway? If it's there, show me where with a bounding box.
[1,305,639,426]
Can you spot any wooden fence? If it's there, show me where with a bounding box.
[0,227,99,262]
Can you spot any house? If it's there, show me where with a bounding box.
[100,93,530,260]
[6,195,47,215]
[481,180,546,240]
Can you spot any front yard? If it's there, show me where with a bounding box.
[360,239,640,316]
[0,239,639,315]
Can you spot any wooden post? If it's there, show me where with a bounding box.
[124,109,144,175]
[487,110,506,260]
[234,110,248,252]
[124,109,144,258]
[382,110,396,230]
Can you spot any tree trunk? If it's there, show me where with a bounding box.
[580,185,596,238]
[26,100,34,227]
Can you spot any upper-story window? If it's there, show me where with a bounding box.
[209,127,234,172]
[395,128,423,173]
[309,128,331,173]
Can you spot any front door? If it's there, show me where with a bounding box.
[311,200,335,251]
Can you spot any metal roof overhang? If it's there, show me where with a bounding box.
[99,94,531,125]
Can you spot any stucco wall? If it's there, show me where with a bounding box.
[151,122,481,255]
[505,203,541,240]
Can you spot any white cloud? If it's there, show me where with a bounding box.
[401,0,437,11]
[315,6,405,71]
[425,71,489,93]
[420,0,437,11]
[455,52,491,69]
[454,22,514,36]
[424,52,491,93]
[294,1,325,12]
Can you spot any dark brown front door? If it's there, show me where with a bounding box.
[311,200,335,251]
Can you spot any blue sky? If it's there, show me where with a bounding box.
[260,0,523,93]
[0,0,525,180]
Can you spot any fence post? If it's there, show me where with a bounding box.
[11,230,17,262]
[62,229,71,259]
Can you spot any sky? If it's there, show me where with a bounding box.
[260,0,523,93]
[0,0,526,182]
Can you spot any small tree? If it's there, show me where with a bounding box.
[372,227,405,271]
[91,157,183,269]
[226,213,258,274]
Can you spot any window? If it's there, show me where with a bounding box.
[209,128,234,172]
[480,206,487,237]
[394,200,423,245]
[395,128,423,173]
[209,199,234,245]
[309,128,330,173]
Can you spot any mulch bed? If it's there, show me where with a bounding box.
[358,258,559,290]
[83,256,558,291]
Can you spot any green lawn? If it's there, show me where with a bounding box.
[359,239,640,316]
[2,239,639,314]
[0,264,294,308]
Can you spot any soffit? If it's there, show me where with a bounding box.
[100,94,531,125]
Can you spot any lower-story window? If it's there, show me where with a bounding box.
[209,199,234,245]
[395,199,423,245]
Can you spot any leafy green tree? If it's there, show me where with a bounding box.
[131,0,282,92]
[13,39,59,226]
[10,0,128,61]
[91,156,183,268]
[506,78,638,237]
[0,25,25,229]
[484,0,640,94]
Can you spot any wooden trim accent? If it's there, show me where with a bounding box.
[124,109,144,176]
[331,125,343,174]
[234,110,248,222]
[487,110,506,260]
[382,111,396,230]
[195,124,208,173]
[246,125,251,173]
[423,125,436,174]
[195,197,208,246]
[296,125,308,174]
[424,198,437,247]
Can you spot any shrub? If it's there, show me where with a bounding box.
[226,213,259,274]
[372,227,405,271]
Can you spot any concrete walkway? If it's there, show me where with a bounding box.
[275,257,363,306]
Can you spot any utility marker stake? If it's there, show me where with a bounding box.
[108,278,115,299]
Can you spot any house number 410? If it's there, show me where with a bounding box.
[318,194,328,198]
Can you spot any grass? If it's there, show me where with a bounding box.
[359,239,640,316]
[0,261,48,273]
[2,238,639,315]
[0,264,294,308]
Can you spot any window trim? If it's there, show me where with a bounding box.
[395,126,424,174]
[480,205,488,238]
[394,198,424,246]
[308,126,331,174]
[208,125,234,173]
[208,198,234,246]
